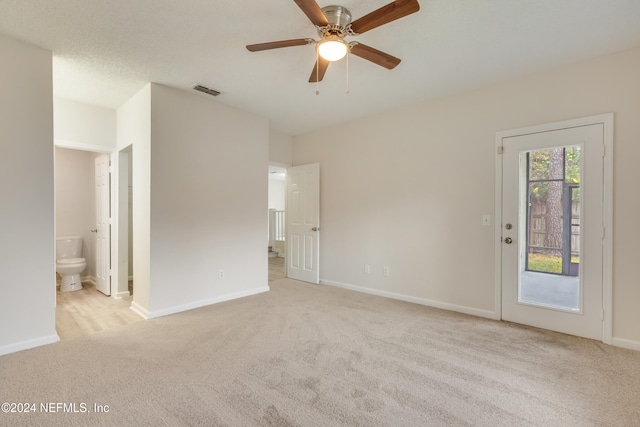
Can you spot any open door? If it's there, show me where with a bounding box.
[95,154,111,295]
[286,163,320,284]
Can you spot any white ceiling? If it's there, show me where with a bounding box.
[1,1,640,136]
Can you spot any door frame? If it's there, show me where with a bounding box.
[494,113,614,344]
[54,140,130,300]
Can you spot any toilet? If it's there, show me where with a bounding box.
[56,236,87,292]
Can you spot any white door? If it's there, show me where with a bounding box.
[501,124,605,340]
[286,163,320,284]
[95,155,111,296]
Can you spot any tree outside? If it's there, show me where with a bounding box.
[527,146,580,274]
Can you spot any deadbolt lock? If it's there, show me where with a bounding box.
[505,223,512,230]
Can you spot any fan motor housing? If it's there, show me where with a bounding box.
[321,5,352,27]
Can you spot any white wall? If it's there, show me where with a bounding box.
[54,147,101,279]
[148,84,269,316]
[54,98,116,150]
[269,129,293,165]
[0,34,57,354]
[293,47,640,347]
[268,177,286,211]
[117,84,151,315]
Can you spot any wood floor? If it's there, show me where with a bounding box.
[56,257,287,340]
[55,282,142,341]
[268,256,285,281]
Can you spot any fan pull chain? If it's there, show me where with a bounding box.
[315,47,320,95]
[346,50,350,95]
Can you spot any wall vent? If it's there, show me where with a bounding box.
[192,84,221,97]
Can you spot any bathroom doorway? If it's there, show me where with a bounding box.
[54,144,138,339]
[268,164,287,282]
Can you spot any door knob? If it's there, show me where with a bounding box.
[504,237,513,244]
[312,227,319,232]
[91,228,98,233]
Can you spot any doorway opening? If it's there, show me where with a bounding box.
[268,164,287,282]
[54,145,140,339]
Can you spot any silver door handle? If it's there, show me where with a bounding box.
[312,227,319,232]
[504,237,513,244]
[91,228,98,233]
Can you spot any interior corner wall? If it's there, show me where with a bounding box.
[0,34,57,354]
[148,84,269,316]
[117,84,151,316]
[292,47,640,345]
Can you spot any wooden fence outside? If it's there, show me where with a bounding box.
[529,200,580,255]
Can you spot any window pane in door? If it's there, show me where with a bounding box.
[519,145,581,311]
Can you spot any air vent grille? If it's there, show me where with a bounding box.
[192,84,221,96]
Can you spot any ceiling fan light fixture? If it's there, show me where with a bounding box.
[318,38,348,61]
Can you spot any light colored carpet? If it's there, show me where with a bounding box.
[1,278,639,426]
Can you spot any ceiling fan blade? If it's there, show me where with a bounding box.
[350,0,420,34]
[350,43,401,69]
[308,57,330,82]
[246,38,312,52]
[293,0,329,26]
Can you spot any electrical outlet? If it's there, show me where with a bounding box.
[218,269,224,279]
[364,264,370,274]
[383,266,390,277]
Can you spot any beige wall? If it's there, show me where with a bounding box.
[147,84,270,316]
[293,47,640,347]
[269,129,293,165]
[54,98,116,150]
[0,34,56,354]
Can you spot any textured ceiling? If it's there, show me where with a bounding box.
[1,0,640,136]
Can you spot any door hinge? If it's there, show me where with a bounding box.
[602,226,606,239]
[601,309,605,321]
[497,146,504,155]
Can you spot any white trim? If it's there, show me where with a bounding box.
[129,301,150,320]
[145,286,270,319]
[601,113,614,345]
[321,279,499,320]
[54,139,115,153]
[82,275,95,285]
[494,113,614,344]
[112,290,131,299]
[494,130,504,319]
[0,334,59,356]
[611,337,640,352]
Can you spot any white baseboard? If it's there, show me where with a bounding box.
[321,279,499,320]
[113,290,131,299]
[0,334,59,356]
[129,301,150,320]
[611,337,640,352]
[145,286,271,319]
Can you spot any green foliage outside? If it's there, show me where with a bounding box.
[528,253,580,274]
[528,146,581,202]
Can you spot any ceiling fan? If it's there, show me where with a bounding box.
[246,0,420,83]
